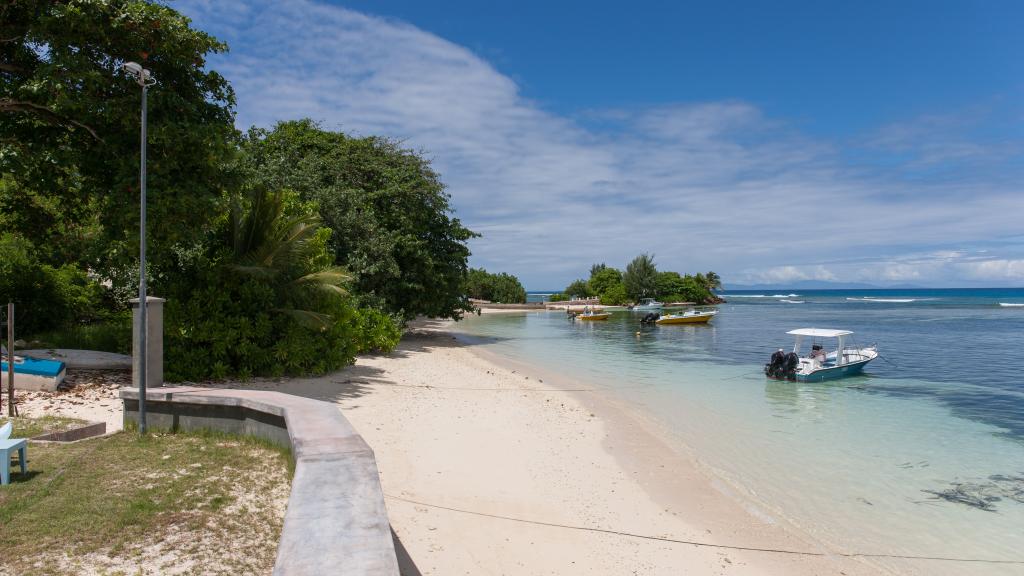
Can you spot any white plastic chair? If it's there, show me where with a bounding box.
[0,421,11,440]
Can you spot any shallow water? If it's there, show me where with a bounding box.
[456,289,1024,575]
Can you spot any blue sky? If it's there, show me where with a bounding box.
[177,0,1024,289]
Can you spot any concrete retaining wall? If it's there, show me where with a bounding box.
[120,387,400,575]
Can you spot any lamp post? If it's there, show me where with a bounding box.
[124,61,154,434]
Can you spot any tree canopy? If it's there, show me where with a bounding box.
[465,268,526,304]
[239,120,477,320]
[1,0,237,276]
[623,253,658,301]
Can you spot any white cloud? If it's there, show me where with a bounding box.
[177,0,1024,288]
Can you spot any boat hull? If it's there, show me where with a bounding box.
[1,356,67,391]
[655,313,716,325]
[794,358,873,382]
[577,313,611,321]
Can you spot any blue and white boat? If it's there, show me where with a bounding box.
[1,352,66,391]
[765,328,877,382]
[631,298,664,312]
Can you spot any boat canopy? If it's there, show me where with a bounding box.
[786,328,853,338]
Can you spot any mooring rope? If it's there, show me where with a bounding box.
[384,493,1024,565]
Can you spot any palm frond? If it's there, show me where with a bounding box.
[274,308,336,331]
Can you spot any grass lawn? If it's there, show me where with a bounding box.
[2,415,89,439]
[0,419,292,575]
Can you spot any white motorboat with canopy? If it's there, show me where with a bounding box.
[764,328,878,382]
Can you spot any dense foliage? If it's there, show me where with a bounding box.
[0,234,106,334]
[623,254,659,301]
[239,120,477,320]
[465,268,527,304]
[549,258,721,306]
[1,0,237,278]
[162,188,400,381]
[1,2,474,381]
[564,279,591,299]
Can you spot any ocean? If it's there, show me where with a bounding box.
[456,288,1024,575]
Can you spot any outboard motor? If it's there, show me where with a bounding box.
[782,352,800,380]
[765,349,786,378]
[640,312,660,324]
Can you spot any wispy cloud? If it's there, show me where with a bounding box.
[177,0,1024,288]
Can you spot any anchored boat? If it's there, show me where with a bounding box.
[654,309,717,325]
[576,311,611,321]
[765,328,877,382]
[632,298,664,312]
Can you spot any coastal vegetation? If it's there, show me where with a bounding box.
[0,1,473,380]
[550,255,722,305]
[465,268,527,304]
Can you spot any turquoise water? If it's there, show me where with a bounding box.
[458,289,1024,575]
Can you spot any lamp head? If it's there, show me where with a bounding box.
[122,61,152,85]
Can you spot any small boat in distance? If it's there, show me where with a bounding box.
[655,309,717,325]
[765,328,877,382]
[999,303,1024,307]
[576,311,611,321]
[632,298,664,311]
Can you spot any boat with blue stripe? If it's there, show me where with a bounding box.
[1,352,67,391]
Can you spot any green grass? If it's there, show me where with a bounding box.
[2,415,89,439]
[23,318,132,354]
[0,428,293,575]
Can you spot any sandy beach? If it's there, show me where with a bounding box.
[235,318,883,575]
[17,318,889,575]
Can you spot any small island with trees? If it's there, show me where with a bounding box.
[549,254,724,306]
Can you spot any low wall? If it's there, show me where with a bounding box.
[120,387,399,576]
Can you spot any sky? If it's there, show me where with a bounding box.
[176,0,1024,289]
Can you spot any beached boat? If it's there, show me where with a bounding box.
[654,309,717,324]
[1,352,66,391]
[632,298,664,311]
[764,328,877,382]
[576,311,611,321]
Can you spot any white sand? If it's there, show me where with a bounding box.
[14,370,127,432]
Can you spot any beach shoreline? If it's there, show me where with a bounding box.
[14,317,890,574]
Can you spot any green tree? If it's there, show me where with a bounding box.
[599,283,629,305]
[681,274,713,304]
[704,271,723,291]
[588,266,622,297]
[464,268,526,303]
[589,262,607,278]
[564,279,591,298]
[239,120,476,320]
[622,253,658,301]
[1,0,237,277]
[655,271,687,300]
[162,188,400,380]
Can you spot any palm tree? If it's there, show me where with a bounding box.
[704,271,722,292]
[229,187,350,330]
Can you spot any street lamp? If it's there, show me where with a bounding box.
[124,61,155,434]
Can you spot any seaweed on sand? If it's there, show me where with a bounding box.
[921,473,1024,512]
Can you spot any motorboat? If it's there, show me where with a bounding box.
[764,328,877,382]
[654,309,717,325]
[576,311,611,321]
[632,298,664,311]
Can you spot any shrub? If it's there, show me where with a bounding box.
[0,234,107,335]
